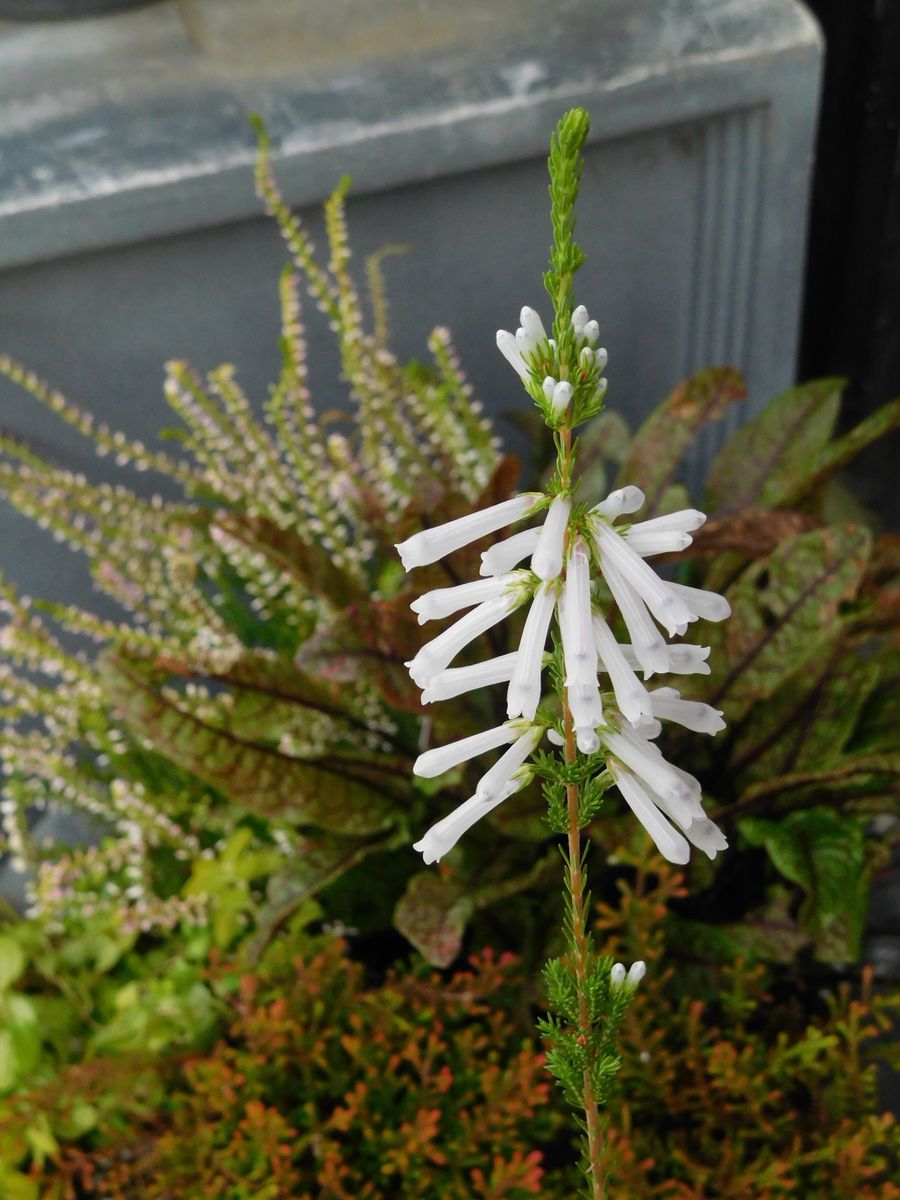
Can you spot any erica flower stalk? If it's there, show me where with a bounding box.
[395,108,731,1200]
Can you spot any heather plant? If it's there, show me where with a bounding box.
[0,107,897,1198]
[394,108,733,1196]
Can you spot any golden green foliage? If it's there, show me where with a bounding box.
[595,842,900,1199]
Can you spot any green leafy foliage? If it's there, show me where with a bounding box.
[1,937,566,1200]
[0,107,897,1200]
[594,845,900,1199]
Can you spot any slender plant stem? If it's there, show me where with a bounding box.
[559,421,605,1199]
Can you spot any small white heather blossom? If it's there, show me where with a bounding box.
[395,493,541,570]
[610,960,646,989]
[421,653,520,703]
[413,722,519,778]
[410,572,526,625]
[531,495,571,581]
[396,305,732,867]
[480,527,541,576]
[507,580,557,720]
[627,961,646,985]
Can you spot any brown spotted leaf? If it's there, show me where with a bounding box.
[299,594,423,711]
[705,524,872,721]
[705,378,844,513]
[685,509,818,560]
[728,650,881,788]
[394,851,557,966]
[616,367,746,514]
[394,873,475,968]
[101,651,398,835]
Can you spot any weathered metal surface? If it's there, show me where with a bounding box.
[0,0,820,270]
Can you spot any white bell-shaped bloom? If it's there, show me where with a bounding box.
[396,493,541,570]
[576,726,601,754]
[568,679,604,730]
[626,961,646,985]
[413,722,519,778]
[628,510,706,537]
[475,725,544,800]
[648,687,725,735]
[413,772,531,864]
[684,817,729,859]
[496,329,528,380]
[592,485,645,523]
[561,541,597,685]
[599,567,670,677]
[593,521,693,637]
[618,641,711,678]
[531,495,571,581]
[626,528,693,557]
[610,763,691,865]
[592,613,653,723]
[507,581,557,719]
[519,305,548,349]
[406,589,525,687]
[411,571,525,625]
[421,652,520,703]
[550,381,572,414]
[480,527,541,577]
[666,580,732,623]
[603,726,699,826]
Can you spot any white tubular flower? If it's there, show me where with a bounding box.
[666,580,731,623]
[629,510,706,537]
[413,722,519,779]
[480,527,541,576]
[611,741,726,863]
[531,495,571,581]
[592,485,645,522]
[593,520,693,637]
[421,652,520,703]
[602,726,698,826]
[592,613,653,723]
[666,643,712,674]
[648,687,725,735]
[519,305,548,350]
[599,567,670,678]
[582,320,600,346]
[684,817,729,859]
[406,590,525,687]
[619,641,711,678]
[568,679,604,730]
[475,725,544,799]
[626,528,693,557]
[508,580,557,719]
[413,771,532,864]
[496,329,528,380]
[576,726,601,754]
[610,763,691,865]
[395,493,541,570]
[626,961,646,986]
[572,304,589,329]
[550,381,572,415]
[561,541,597,684]
[411,571,525,625]
[610,962,627,986]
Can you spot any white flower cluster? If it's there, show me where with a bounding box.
[396,307,730,868]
